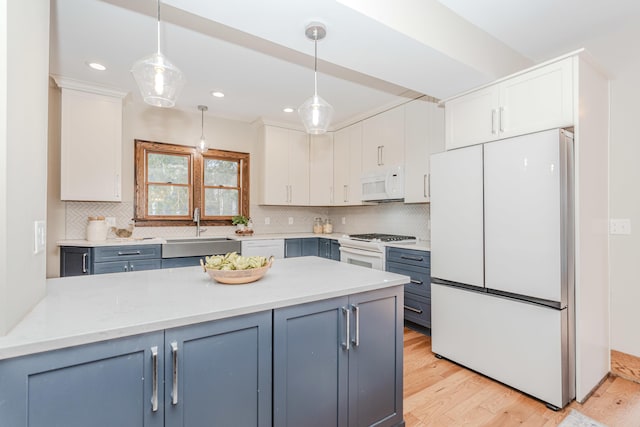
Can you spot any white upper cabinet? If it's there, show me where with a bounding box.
[362,106,405,172]
[445,57,573,150]
[309,133,334,206]
[404,99,445,203]
[55,78,126,201]
[259,125,309,205]
[333,122,363,206]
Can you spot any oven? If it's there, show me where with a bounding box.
[338,233,416,271]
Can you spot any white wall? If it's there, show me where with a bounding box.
[580,23,640,357]
[0,0,50,335]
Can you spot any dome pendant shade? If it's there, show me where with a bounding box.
[131,52,185,108]
[298,94,334,135]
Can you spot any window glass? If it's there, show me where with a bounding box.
[147,153,189,184]
[204,188,238,216]
[204,159,238,187]
[148,185,190,216]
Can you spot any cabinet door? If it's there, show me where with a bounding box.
[333,123,363,206]
[261,126,291,205]
[330,240,341,261]
[60,246,91,276]
[128,259,162,273]
[318,238,331,259]
[284,239,302,258]
[165,311,272,427]
[93,260,130,274]
[60,87,123,201]
[362,107,405,172]
[302,237,319,256]
[404,100,444,203]
[289,129,310,205]
[500,58,573,140]
[309,133,334,205]
[348,287,403,427]
[445,85,500,150]
[161,257,203,269]
[0,332,164,427]
[274,297,349,427]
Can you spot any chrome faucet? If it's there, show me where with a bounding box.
[193,207,206,236]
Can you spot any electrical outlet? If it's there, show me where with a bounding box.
[341,217,346,225]
[288,217,294,225]
[610,218,631,235]
[264,217,270,225]
[34,220,46,254]
[105,217,116,228]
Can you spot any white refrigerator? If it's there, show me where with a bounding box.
[430,128,575,409]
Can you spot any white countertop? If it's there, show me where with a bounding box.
[56,234,430,251]
[0,257,408,360]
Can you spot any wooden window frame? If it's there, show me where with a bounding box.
[134,139,250,227]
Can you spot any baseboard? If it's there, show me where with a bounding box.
[611,349,640,384]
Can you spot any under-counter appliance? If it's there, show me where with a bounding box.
[338,233,416,270]
[241,239,285,259]
[361,166,404,202]
[430,129,575,410]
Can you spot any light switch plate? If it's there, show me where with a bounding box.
[288,217,294,225]
[34,220,46,254]
[105,217,116,227]
[264,217,270,225]
[342,217,346,225]
[610,218,631,235]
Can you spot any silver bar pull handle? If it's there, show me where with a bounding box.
[150,346,158,412]
[499,107,505,132]
[410,279,423,285]
[427,174,431,198]
[491,109,497,134]
[401,255,423,262]
[344,185,348,203]
[82,253,88,273]
[377,145,382,166]
[124,264,128,272]
[404,305,423,314]
[342,306,350,350]
[130,264,134,271]
[423,174,428,198]
[351,305,360,347]
[118,251,142,256]
[380,145,384,166]
[171,341,179,405]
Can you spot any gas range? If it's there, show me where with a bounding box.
[346,233,417,243]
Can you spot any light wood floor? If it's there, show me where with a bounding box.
[403,328,640,427]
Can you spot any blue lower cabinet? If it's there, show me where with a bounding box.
[0,332,165,427]
[273,287,403,427]
[386,247,432,329]
[164,311,272,427]
[284,238,319,258]
[330,240,341,261]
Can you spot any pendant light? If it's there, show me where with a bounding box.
[131,0,185,108]
[298,23,334,135]
[197,105,208,153]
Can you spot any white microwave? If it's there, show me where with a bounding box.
[361,166,404,202]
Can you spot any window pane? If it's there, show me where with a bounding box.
[148,185,190,216]
[204,159,238,187]
[148,153,189,184]
[204,188,238,216]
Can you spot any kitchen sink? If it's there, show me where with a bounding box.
[161,237,241,258]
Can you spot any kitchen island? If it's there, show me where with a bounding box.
[0,257,407,427]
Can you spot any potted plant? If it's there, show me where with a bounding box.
[232,215,249,231]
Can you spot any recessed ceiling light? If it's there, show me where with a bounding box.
[211,91,225,98]
[86,61,106,71]
[283,107,294,113]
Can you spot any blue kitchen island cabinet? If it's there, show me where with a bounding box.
[164,311,272,427]
[0,331,165,427]
[273,286,404,427]
[0,312,272,427]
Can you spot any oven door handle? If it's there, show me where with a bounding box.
[339,246,383,258]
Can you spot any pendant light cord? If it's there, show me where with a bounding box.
[200,107,205,140]
[156,0,161,54]
[313,28,318,96]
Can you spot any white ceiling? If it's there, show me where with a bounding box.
[49,0,640,129]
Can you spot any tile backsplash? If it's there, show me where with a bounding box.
[64,201,430,240]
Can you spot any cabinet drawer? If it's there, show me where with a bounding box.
[386,261,430,297]
[404,293,431,328]
[93,261,129,275]
[128,259,161,272]
[93,244,161,262]
[386,247,430,267]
